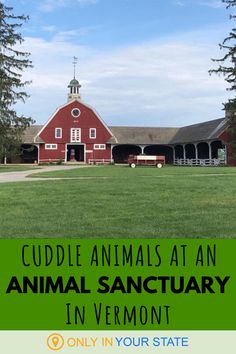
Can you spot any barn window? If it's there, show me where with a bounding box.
[71,128,81,142]
[55,128,62,139]
[45,144,57,150]
[90,128,96,139]
[94,144,106,150]
[71,108,81,118]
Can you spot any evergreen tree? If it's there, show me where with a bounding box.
[209,0,236,158]
[0,2,34,163]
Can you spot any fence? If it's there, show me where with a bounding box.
[174,158,226,166]
[88,158,114,165]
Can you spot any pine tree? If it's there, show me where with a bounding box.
[0,2,34,163]
[209,0,236,158]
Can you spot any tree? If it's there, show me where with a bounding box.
[209,0,236,158]
[0,2,34,163]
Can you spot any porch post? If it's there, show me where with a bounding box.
[140,145,145,154]
[208,142,212,160]
[195,143,198,159]
[183,144,186,160]
[111,144,114,162]
[225,144,228,165]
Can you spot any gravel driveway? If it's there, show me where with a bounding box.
[0,165,81,183]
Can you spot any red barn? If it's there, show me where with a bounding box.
[34,77,114,164]
[20,74,234,166]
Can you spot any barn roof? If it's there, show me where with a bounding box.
[170,118,226,144]
[108,126,179,144]
[22,117,227,145]
[22,125,44,143]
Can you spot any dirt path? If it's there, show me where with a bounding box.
[0,165,81,183]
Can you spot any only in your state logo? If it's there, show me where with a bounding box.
[47,333,64,351]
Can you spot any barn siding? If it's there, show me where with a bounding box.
[38,100,113,163]
[219,131,236,166]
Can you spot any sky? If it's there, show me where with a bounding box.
[3,0,235,127]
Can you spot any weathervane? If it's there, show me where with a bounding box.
[73,56,78,79]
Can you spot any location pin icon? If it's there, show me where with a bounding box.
[52,336,59,347]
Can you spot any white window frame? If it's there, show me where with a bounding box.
[71,128,81,142]
[71,108,81,118]
[94,144,106,150]
[45,144,58,150]
[89,128,96,139]
[55,127,62,139]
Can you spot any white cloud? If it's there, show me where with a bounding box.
[172,1,185,6]
[52,25,103,41]
[194,0,225,8]
[39,0,98,12]
[17,26,232,127]
[42,25,57,33]
[173,0,225,8]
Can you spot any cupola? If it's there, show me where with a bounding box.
[68,56,81,101]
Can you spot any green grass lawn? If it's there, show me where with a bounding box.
[1,165,236,238]
[0,165,39,173]
[30,164,236,178]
